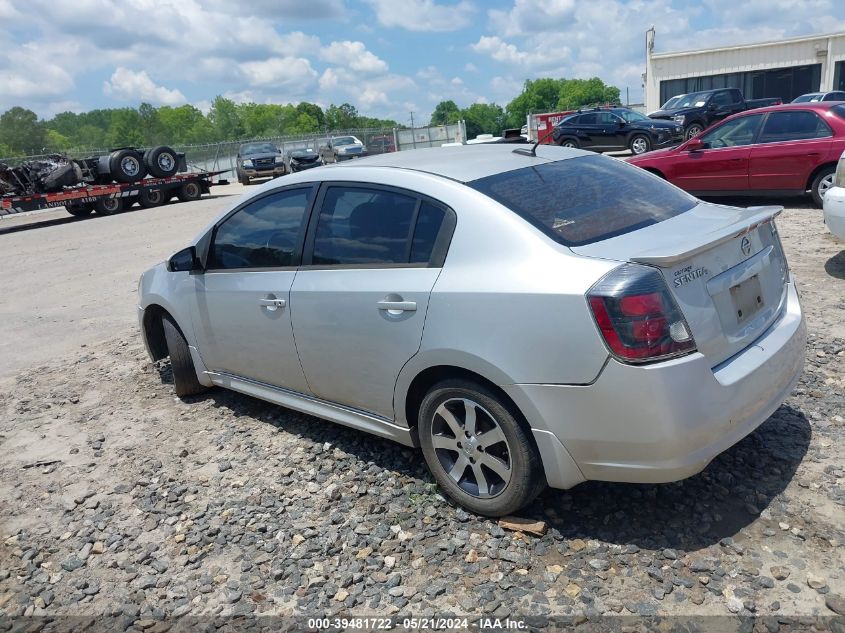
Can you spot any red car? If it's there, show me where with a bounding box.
[627,102,845,207]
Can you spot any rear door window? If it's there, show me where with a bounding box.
[309,186,452,266]
[758,111,832,143]
[578,113,598,125]
[468,155,697,247]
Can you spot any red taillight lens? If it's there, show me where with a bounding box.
[588,264,696,364]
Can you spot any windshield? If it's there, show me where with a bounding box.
[333,137,358,146]
[241,143,278,155]
[792,94,822,103]
[618,110,650,123]
[661,95,683,109]
[468,155,696,246]
[673,92,712,108]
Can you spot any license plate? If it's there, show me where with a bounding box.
[730,274,764,324]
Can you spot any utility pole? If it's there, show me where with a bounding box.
[410,111,416,148]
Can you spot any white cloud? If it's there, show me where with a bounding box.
[239,57,319,89]
[103,67,186,105]
[472,35,570,69]
[364,0,476,32]
[320,41,388,74]
[464,62,478,72]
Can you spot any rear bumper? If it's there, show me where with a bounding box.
[823,185,845,240]
[504,282,805,486]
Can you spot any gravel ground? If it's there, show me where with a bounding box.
[0,194,843,628]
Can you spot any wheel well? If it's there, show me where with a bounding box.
[642,167,666,179]
[806,161,836,191]
[142,305,170,361]
[404,365,527,431]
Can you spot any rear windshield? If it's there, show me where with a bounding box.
[468,155,697,246]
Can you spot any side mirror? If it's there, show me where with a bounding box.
[617,120,626,127]
[686,138,705,152]
[707,102,717,111]
[168,246,201,272]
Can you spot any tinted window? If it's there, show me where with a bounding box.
[468,155,696,247]
[712,91,733,106]
[312,187,417,265]
[560,114,580,125]
[578,113,598,124]
[758,111,832,143]
[211,188,311,269]
[410,202,446,264]
[597,112,621,124]
[824,92,845,101]
[701,114,763,148]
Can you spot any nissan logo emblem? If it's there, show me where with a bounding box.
[740,236,752,257]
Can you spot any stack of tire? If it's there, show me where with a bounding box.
[69,146,193,217]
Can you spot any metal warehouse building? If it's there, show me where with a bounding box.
[644,30,845,112]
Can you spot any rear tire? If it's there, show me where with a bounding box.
[109,149,146,183]
[144,146,179,178]
[66,204,93,217]
[811,165,836,208]
[177,181,202,202]
[418,379,545,516]
[93,197,123,215]
[139,188,165,208]
[161,314,206,398]
[629,134,652,155]
[558,138,580,149]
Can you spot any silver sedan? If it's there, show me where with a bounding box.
[138,144,805,516]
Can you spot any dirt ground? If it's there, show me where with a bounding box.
[0,187,843,624]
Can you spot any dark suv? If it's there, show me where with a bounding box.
[553,107,683,155]
[236,142,286,185]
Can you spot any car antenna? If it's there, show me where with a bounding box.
[513,128,557,157]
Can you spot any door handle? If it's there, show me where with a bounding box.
[377,300,416,312]
[259,297,286,310]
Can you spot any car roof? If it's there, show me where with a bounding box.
[726,101,842,116]
[331,143,584,183]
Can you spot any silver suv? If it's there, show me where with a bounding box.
[138,144,805,516]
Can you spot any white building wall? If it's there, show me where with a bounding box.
[645,32,845,111]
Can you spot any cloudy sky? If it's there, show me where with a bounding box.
[2,0,844,123]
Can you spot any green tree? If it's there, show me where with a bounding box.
[296,102,324,128]
[461,103,505,138]
[325,103,359,130]
[138,102,166,145]
[0,107,47,154]
[158,105,210,144]
[208,96,243,140]
[106,108,144,147]
[45,129,73,152]
[557,78,621,111]
[430,100,461,125]
[504,78,564,128]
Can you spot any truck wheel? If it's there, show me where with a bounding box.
[161,314,206,398]
[94,197,123,215]
[144,146,179,178]
[811,166,836,208]
[109,149,146,183]
[177,181,202,202]
[685,123,704,140]
[66,204,93,217]
[139,188,164,208]
[629,134,652,155]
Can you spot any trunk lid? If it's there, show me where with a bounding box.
[572,202,789,367]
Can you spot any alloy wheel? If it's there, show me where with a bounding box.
[818,173,835,199]
[631,137,649,154]
[430,398,512,498]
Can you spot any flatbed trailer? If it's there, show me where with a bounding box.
[0,170,228,217]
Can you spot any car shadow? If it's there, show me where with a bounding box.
[523,404,811,551]
[165,359,810,551]
[824,250,845,280]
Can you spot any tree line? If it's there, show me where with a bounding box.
[0,77,620,157]
[0,98,399,157]
[432,77,621,137]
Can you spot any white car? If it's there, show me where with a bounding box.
[823,150,845,239]
[139,144,805,516]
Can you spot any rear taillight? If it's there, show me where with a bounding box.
[587,263,696,364]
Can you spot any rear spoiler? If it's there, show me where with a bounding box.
[631,206,783,266]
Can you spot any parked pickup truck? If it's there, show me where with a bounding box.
[649,88,782,140]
